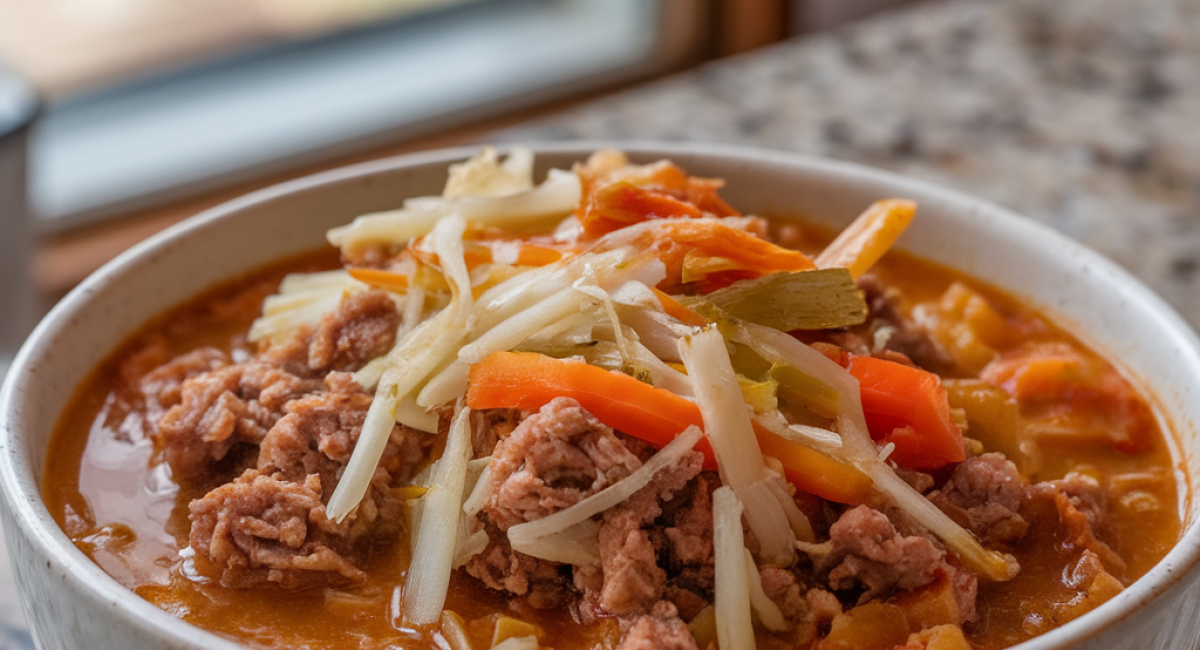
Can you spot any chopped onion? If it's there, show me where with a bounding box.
[713,486,755,650]
[617,305,696,362]
[440,611,473,650]
[680,328,795,565]
[752,410,843,457]
[452,528,489,569]
[744,549,788,632]
[403,404,474,625]
[508,426,703,547]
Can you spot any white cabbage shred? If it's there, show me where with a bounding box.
[403,404,474,625]
[679,328,796,566]
[712,486,755,650]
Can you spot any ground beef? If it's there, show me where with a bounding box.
[1029,472,1126,574]
[658,474,717,617]
[139,346,230,414]
[757,567,843,650]
[469,398,644,608]
[485,398,642,530]
[597,448,703,615]
[471,408,523,457]
[616,602,698,650]
[858,274,954,371]
[187,371,427,588]
[802,506,948,604]
[157,291,421,588]
[307,289,399,372]
[188,469,364,588]
[155,354,325,481]
[929,453,1029,545]
[464,522,572,608]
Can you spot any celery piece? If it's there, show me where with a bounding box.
[693,269,867,332]
[769,363,841,419]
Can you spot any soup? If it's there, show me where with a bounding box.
[44,149,1182,650]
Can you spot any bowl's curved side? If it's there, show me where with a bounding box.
[1,142,1198,649]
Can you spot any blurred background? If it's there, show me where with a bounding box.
[0,0,919,347]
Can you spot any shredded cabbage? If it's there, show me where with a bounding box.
[679,328,795,565]
[713,486,755,650]
[404,404,474,625]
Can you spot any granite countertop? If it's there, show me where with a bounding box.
[497,0,1200,327]
[3,0,1199,646]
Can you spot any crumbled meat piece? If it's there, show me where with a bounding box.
[663,476,715,567]
[756,567,845,650]
[464,521,571,608]
[140,347,230,413]
[858,274,954,371]
[760,566,807,621]
[803,506,947,603]
[929,453,1029,545]
[804,587,843,625]
[597,447,703,615]
[616,602,698,650]
[157,357,324,481]
[188,470,364,588]
[947,564,979,625]
[894,466,936,494]
[471,408,522,457]
[1029,472,1126,574]
[307,289,399,372]
[486,398,642,530]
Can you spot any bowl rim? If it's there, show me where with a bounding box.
[2,140,1198,649]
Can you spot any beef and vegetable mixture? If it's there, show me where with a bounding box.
[46,149,1183,650]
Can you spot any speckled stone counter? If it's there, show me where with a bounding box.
[497,0,1200,327]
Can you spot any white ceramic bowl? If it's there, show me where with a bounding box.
[2,143,1199,649]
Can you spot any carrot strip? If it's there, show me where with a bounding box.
[846,355,965,469]
[634,221,816,291]
[816,199,916,280]
[467,351,868,503]
[651,288,710,327]
[348,267,409,292]
[515,244,564,267]
[581,181,703,238]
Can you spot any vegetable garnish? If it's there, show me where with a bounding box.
[315,148,1016,586]
[466,350,866,505]
[403,403,474,626]
[847,355,966,469]
[622,219,816,290]
[689,268,868,332]
[816,198,917,279]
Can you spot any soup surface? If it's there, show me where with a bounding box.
[45,149,1183,650]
